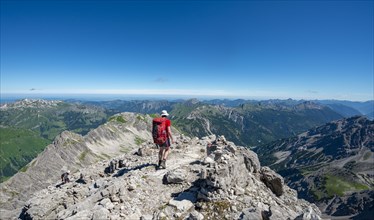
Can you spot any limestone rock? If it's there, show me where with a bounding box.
[188,210,204,220]
[242,148,261,173]
[99,198,115,210]
[138,146,153,157]
[168,199,194,212]
[163,169,187,184]
[260,166,284,197]
[92,207,110,220]
[295,207,322,220]
[240,207,262,220]
[65,210,92,220]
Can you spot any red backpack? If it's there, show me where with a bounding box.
[152,117,168,144]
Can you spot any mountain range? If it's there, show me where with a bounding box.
[68,98,373,119]
[1,98,373,219]
[255,116,374,219]
[170,100,342,147]
[199,99,373,120]
[0,99,109,182]
[1,98,350,182]
[316,100,373,119]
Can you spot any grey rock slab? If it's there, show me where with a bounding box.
[163,169,187,184]
[188,210,204,220]
[92,207,110,220]
[168,199,194,212]
[239,208,262,220]
[65,210,92,220]
[99,198,115,210]
[260,166,285,197]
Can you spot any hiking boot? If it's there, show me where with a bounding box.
[158,160,162,167]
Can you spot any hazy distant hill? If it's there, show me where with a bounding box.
[316,100,374,119]
[203,99,373,119]
[322,103,362,118]
[70,99,174,115]
[202,98,306,108]
[0,99,109,182]
[202,98,251,107]
[255,116,374,218]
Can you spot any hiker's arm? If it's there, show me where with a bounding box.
[167,126,174,143]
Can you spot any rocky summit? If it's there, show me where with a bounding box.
[1,113,321,220]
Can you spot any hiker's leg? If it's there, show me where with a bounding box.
[162,139,171,160]
[158,147,164,161]
[163,147,170,160]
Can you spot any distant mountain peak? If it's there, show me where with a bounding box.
[293,101,323,110]
[0,99,62,109]
[184,98,200,105]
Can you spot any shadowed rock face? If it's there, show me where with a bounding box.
[1,113,321,220]
[255,116,374,218]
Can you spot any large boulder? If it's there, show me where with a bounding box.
[137,146,154,157]
[163,169,187,184]
[260,166,285,197]
[242,148,261,173]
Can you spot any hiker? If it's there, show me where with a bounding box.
[61,170,70,184]
[152,110,174,169]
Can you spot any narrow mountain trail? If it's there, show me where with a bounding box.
[150,142,206,179]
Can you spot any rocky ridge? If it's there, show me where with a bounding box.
[0,112,153,218]
[15,133,321,220]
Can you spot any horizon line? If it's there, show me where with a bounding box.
[1,92,373,102]
[1,88,373,101]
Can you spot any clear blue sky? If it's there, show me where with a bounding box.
[1,0,373,101]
